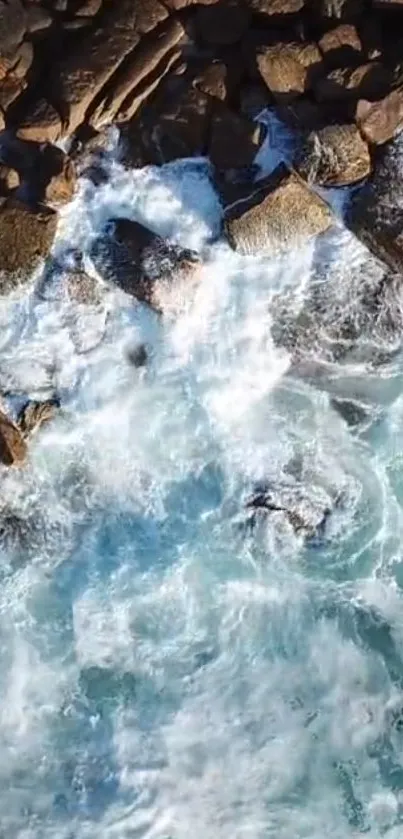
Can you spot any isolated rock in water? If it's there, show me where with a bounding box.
[355,89,403,145]
[91,218,200,307]
[297,123,371,186]
[224,164,333,255]
[127,343,148,367]
[0,409,27,466]
[0,199,58,289]
[17,398,60,436]
[245,480,337,540]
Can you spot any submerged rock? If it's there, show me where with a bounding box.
[245,479,340,541]
[224,163,333,255]
[91,217,200,308]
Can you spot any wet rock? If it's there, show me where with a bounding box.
[297,123,371,186]
[209,104,264,169]
[0,409,27,465]
[91,217,201,307]
[257,42,323,101]
[16,397,60,436]
[314,62,391,104]
[355,88,403,145]
[41,148,76,207]
[53,0,168,136]
[66,269,103,305]
[331,397,370,427]
[138,87,212,164]
[0,199,57,288]
[195,0,250,45]
[318,24,362,67]
[245,480,338,540]
[16,98,62,144]
[194,62,235,103]
[127,343,148,367]
[224,163,333,255]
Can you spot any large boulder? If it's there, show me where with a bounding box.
[51,0,168,135]
[355,88,403,144]
[314,61,391,104]
[90,218,201,307]
[0,409,27,466]
[0,198,58,288]
[257,42,323,101]
[16,98,63,144]
[89,17,185,128]
[297,123,371,186]
[224,163,333,255]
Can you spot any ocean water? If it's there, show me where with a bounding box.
[2,129,403,839]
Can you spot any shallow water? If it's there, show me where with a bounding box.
[2,136,403,839]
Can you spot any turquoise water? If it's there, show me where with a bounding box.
[2,152,403,839]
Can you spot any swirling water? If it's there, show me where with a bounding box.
[3,136,403,839]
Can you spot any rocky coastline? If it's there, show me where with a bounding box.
[0,0,403,536]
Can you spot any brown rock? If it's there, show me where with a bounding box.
[17,398,59,436]
[16,98,62,144]
[318,24,362,67]
[0,409,27,466]
[257,42,322,101]
[43,153,75,206]
[195,0,250,45]
[224,163,333,255]
[315,62,391,103]
[0,164,19,192]
[194,63,231,102]
[163,0,220,8]
[209,104,264,169]
[297,123,371,186]
[356,88,403,144]
[89,17,185,128]
[76,0,103,14]
[247,0,304,16]
[0,199,58,287]
[0,1,27,57]
[149,87,212,162]
[54,0,168,135]
[26,5,52,32]
[347,139,403,272]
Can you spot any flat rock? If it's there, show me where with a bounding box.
[257,42,323,101]
[356,88,403,144]
[0,199,58,288]
[224,163,333,255]
[90,218,200,307]
[53,0,168,135]
[209,104,264,169]
[297,123,371,186]
[0,409,27,466]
